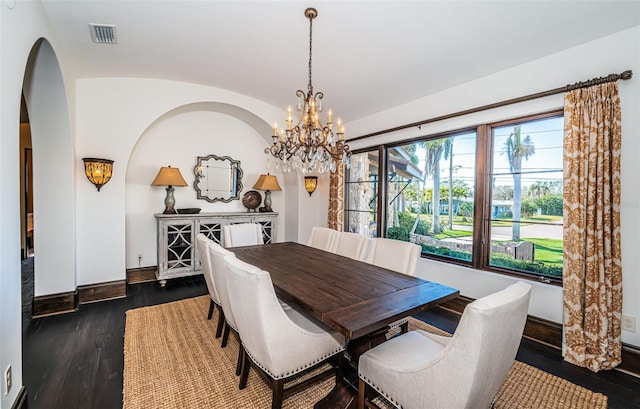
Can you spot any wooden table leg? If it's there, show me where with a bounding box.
[314,328,389,409]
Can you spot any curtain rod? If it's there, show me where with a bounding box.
[347,70,633,143]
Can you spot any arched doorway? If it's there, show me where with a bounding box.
[21,39,76,315]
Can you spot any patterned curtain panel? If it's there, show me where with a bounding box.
[328,158,344,231]
[563,82,622,372]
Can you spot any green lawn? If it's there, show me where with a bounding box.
[523,237,563,266]
[434,230,473,240]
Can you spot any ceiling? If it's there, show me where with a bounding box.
[40,1,640,122]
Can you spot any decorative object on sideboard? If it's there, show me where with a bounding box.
[304,176,318,196]
[176,208,201,214]
[151,166,188,214]
[264,7,351,175]
[193,154,243,203]
[82,158,114,191]
[241,190,262,213]
[252,174,281,212]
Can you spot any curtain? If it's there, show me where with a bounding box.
[563,82,622,372]
[328,158,344,231]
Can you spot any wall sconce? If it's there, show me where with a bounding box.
[151,166,188,214]
[304,176,318,196]
[82,158,114,191]
[252,173,282,212]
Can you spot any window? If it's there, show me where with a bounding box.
[386,131,477,262]
[488,115,564,280]
[344,150,380,238]
[343,111,564,283]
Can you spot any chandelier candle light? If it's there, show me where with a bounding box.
[265,7,351,174]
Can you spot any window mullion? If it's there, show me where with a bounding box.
[472,125,491,269]
[378,145,387,238]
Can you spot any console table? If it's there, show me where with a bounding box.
[155,212,277,286]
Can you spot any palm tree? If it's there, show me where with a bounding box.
[443,138,454,230]
[426,140,445,234]
[504,126,535,241]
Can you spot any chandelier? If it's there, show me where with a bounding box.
[265,7,351,174]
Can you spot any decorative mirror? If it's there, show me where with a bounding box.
[193,154,243,203]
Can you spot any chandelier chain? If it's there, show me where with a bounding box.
[308,16,313,92]
[265,7,351,175]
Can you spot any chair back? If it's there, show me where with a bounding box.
[306,226,338,252]
[196,234,220,304]
[207,241,239,331]
[366,238,421,275]
[223,255,295,376]
[333,231,370,261]
[223,223,264,248]
[442,282,531,408]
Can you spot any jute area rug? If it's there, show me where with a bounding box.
[123,296,608,409]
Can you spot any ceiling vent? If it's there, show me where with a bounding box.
[89,24,117,44]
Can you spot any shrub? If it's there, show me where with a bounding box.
[420,245,472,261]
[490,253,563,278]
[387,226,409,242]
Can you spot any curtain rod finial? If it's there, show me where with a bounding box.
[621,70,633,80]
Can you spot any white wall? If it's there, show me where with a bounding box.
[126,108,282,268]
[343,26,640,346]
[75,78,294,285]
[0,2,75,407]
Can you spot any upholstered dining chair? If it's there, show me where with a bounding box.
[333,231,370,261]
[366,237,421,276]
[207,241,245,378]
[366,238,422,333]
[223,254,346,409]
[358,281,532,409]
[195,234,225,338]
[223,223,264,248]
[306,226,338,252]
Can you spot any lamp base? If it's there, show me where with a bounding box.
[263,190,273,212]
[163,186,177,214]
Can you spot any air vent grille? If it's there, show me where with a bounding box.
[89,24,117,44]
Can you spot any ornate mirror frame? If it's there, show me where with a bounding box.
[193,154,243,203]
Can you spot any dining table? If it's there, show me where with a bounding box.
[229,241,459,408]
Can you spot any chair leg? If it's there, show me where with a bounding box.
[221,323,230,348]
[207,299,215,320]
[239,349,250,390]
[215,306,225,338]
[400,321,409,334]
[236,344,244,376]
[358,378,367,409]
[272,379,284,409]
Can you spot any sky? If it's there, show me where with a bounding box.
[409,115,564,194]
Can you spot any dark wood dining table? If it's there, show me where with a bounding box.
[229,241,459,408]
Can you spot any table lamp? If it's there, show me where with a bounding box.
[151,166,188,214]
[252,174,281,212]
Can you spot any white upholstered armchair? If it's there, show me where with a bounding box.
[333,231,370,261]
[358,281,532,409]
[195,234,224,338]
[223,254,345,409]
[223,223,264,248]
[306,226,338,251]
[207,240,246,380]
[366,238,422,333]
[366,237,421,276]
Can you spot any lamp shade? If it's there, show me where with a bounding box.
[252,174,282,191]
[151,166,188,187]
[83,158,114,191]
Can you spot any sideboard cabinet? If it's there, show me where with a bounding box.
[155,212,277,286]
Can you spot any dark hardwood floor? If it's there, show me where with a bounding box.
[21,258,640,408]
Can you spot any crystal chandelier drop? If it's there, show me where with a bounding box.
[265,7,351,174]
